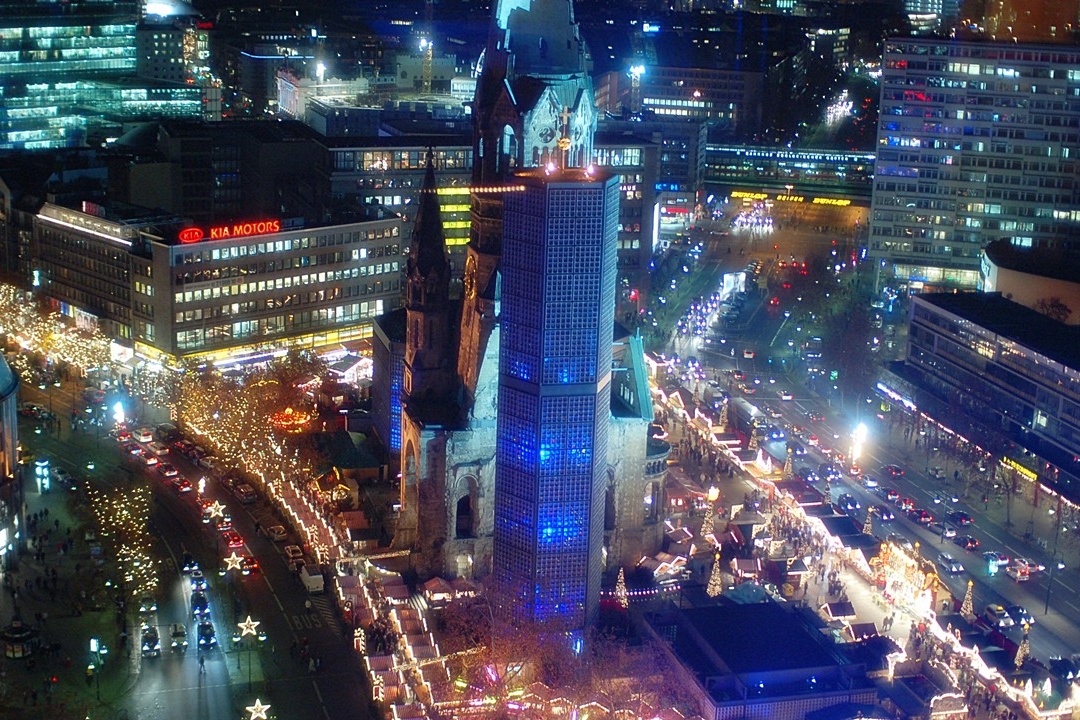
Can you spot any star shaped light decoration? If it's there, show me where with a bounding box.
[209,500,226,518]
[225,551,244,571]
[238,615,261,638]
[246,698,271,720]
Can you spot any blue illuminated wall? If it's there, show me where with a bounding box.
[494,167,619,629]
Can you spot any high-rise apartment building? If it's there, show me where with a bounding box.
[494,166,619,628]
[869,38,1080,291]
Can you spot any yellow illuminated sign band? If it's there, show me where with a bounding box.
[1000,457,1037,482]
[730,190,851,206]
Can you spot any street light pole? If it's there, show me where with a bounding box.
[1043,556,1066,615]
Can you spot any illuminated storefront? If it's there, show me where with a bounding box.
[872,539,939,616]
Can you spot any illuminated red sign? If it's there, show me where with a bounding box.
[179,220,281,244]
[209,220,281,240]
[178,227,204,244]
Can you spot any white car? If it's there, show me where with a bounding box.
[266,525,288,542]
[283,544,304,561]
[135,427,154,443]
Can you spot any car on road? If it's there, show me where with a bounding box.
[139,450,159,466]
[171,478,193,494]
[241,556,260,575]
[937,552,965,574]
[1007,605,1034,626]
[191,592,210,618]
[778,390,794,401]
[743,349,756,359]
[909,508,933,524]
[947,510,974,526]
[137,594,158,614]
[197,621,217,649]
[984,604,1015,628]
[928,522,957,539]
[871,504,896,522]
[141,625,161,657]
[157,463,179,478]
[181,553,198,574]
[213,517,234,533]
[954,535,980,551]
[135,427,154,443]
[881,464,905,478]
[284,544,304,561]
[897,497,916,512]
[1006,564,1032,582]
[881,487,900,502]
[222,530,244,549]
[169,623,188,653]
[190,569,208,591]
[836,493,860,515]
[121,441,141,455]
[806,411,825,422]
[983,551,1010,568]
[19,402,45,417]
[1013,557,1045,573]
[266,525,289,542]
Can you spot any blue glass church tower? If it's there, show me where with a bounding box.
[494,165,619,629]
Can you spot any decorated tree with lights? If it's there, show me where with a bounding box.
[783,447,794,478]
[960,579,974,618]
[718,398,729,431]
[700,502,715,541]
[615,568,629,610]
[862,508,874,535]
[707,553,723,598]
[1014,623,1030,670]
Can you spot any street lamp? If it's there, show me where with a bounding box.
[1043,556,1067,615]
[233,615,266,690]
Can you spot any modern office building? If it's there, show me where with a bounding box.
[981,0,1078,44]
[869,38,1080,291]
[493,166,619,628]
[898,291,1080,502]
[31,198,404,363]
[980,239,1080,324]
[0,0,215,150]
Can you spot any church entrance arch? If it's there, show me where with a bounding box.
[454,474,480,539]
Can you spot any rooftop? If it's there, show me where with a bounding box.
[984,239,1080,286]
[916,292,1080,371]
[676,602,841,675]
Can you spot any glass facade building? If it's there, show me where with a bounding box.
[0,0,206,150]
[869,38,1080,290]
[494,167,619,629]
[906,292,1080,501]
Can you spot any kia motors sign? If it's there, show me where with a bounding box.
[178,219,281,244]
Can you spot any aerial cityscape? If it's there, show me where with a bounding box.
[1,0,1080,719]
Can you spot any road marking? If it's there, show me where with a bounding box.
[313,680,331,720]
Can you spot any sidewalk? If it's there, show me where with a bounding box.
[0,434,135,718]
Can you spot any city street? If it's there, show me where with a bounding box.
[8,380,377,720]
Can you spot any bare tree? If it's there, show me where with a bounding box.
[1034,297,1072,324]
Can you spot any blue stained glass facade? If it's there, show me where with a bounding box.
[494,168,619,629]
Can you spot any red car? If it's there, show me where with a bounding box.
[240,556,260,575]
[222,530,244,549]
[897,497,915,512]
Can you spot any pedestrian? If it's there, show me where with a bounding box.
[309,657,316,673]
[198,654,205,674]
[305,599,312,614]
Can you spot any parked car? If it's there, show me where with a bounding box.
[284,545,304,561]
[937,553,965,574]
[928,522,958,539]
[266,525,288,542]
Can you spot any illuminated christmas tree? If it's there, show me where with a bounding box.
[615,567,629,610]
[707,553,723,598]
[783,448,794,478]
[700,502,715,541]
[718,398,729,430]
[960,579,974,618]
[748,429,760,451]
[862,508,874,535]
[1014,623,1030,670]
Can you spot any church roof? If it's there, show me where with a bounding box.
[407,150,450,280]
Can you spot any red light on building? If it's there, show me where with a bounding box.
[629,289,639,302]
[178,227,204,244]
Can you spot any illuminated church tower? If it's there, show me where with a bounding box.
[457,0,596,408]
[395,0,660,585]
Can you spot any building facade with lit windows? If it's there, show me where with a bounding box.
[494,167,620,628]
[869,38,1080,290]
[901,291,1080,502]
[30,198,405,362]
[0,0,213,150]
